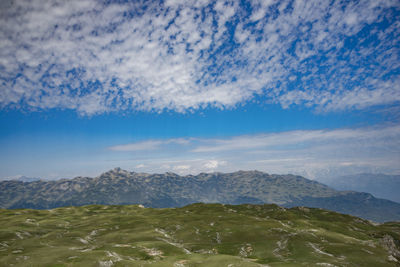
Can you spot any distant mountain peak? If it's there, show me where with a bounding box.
[101,167,132,176]
[111,167,127,173]
[3,175,41,183]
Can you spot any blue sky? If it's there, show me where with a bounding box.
[0,0,399,179]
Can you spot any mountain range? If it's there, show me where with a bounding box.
[1,168,400,222]
[319,173,400,203]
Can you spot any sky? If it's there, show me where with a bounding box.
[0,0,399,180]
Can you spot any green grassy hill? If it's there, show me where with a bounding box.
[0,203,399,266]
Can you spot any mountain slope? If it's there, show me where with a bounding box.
[319,173,400,203]
[0,204,399,266]
[1,168,400,222]
[284,192,400,223]
[0,168,338,209]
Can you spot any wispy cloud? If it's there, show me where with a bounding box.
[108,138,190,151]
[191,126,400,152]
[107,125,400,178]
[0,0,398,115]
[109,140,164,152]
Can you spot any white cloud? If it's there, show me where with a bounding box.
[109,138,191,151]
[106,125,400,178]
[109,140,164,152]
[173,165,191,171]
[204,159,226,169]
[135,164,145,169]
[204,160,218,169]
[0,0,398,114]
[191,127,400,153]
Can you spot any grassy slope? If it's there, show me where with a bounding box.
[0,204,399,267]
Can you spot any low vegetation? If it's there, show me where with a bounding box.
[0,203,399,266]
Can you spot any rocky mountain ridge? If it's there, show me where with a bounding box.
[1,168,400,222]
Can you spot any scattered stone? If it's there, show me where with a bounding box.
[143,247,163,257]
[380,235,400,259]
[174,260,187,267]
[194,227,200,235]
[98,260,114,267]
[273,237,288,258]
[276,220,290,228]
[16,255,29,261]
[80,247,95,252]
[106,251,123,262]
[362,248,374,255]
[309,242,334,257]
[216,232,221,244]
[195,249,215,254]
[240,244,253,257]
[89,230,98,236]
[15,232,24,239]
[78,238,89,244]
[25,218,39,226]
